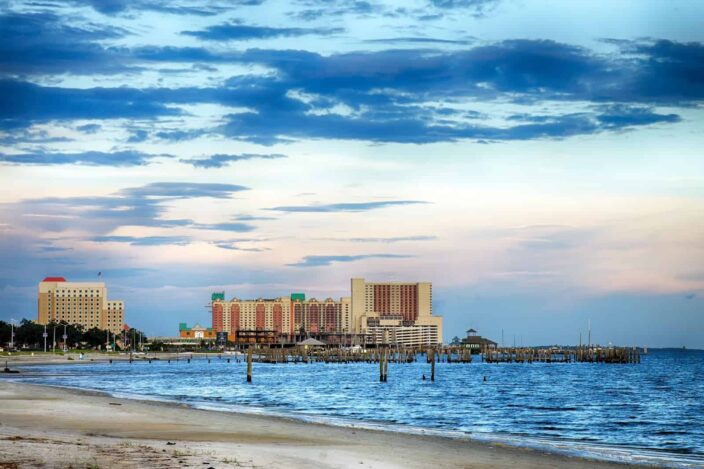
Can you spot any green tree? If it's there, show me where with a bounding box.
[0,321,11,348]
[15,319,44,349]
[83,327,110,349]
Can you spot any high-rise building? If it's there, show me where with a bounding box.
[291,295,351,333]
[37,277,124,334]
[350,278,442,345]
[211,293,352,337]
[212,294,293,338]
[208,279,442,345]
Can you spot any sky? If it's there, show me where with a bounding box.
[0,0,703,347]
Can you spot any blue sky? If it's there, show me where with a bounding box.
[0,0,702,346]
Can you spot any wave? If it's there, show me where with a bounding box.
[12,377,704,469]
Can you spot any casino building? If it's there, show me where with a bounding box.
[210,278,443,346]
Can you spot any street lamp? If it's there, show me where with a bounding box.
[9,318,16,350]
[43,324,48,353]
[62,324,68,353]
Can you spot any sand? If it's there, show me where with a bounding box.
[0,373,646,468]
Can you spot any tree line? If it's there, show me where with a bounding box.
[0,318,147,351]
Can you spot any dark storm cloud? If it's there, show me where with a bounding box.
[287,253,411,267]
[267,201,428,213]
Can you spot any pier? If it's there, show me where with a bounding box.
[482,346,641,364]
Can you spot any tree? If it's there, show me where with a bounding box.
[15,319,44,348]
[83,327,109,349]
[0,321,11,348]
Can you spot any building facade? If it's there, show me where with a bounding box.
[211,292,352,337]
[208,278,442,345]
[179,322,216,339]
[291,295,351,333]
[350,278,442,345]
[212,293,293,337]
[37,277,124,334]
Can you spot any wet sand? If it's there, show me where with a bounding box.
[0,379,646,469]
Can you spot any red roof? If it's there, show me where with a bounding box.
[43,277,66,282]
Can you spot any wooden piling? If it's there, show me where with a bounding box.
[246,348,253,383]
[430,349,435,381]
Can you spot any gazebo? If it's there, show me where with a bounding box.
[296,338,326,348]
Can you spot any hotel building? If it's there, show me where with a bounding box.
[37,277,124,334]
[211,293,352,338]
[351,278,442,346]
[209,278,442,346]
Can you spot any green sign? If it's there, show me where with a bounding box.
[290,293,305,301]
[212,292,225,301]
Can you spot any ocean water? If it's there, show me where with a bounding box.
[12,349,704,468]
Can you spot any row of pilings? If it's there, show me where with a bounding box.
[482,346,641,364]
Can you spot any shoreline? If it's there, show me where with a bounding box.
[0,379,653,469]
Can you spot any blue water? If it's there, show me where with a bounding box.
[11,349,704,467]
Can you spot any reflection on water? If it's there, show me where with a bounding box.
[13,349,704,468]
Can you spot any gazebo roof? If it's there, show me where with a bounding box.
[297,338,326,346]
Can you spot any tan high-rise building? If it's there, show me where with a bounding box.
[37,277,124,334]
[351,278,442,345]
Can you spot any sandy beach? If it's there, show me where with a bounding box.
[0,374,648,469]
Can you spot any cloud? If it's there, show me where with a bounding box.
[211,241,269,252]
[233,214,277,221]
[181,153,287,168]
[290,0,378,21]
[0,12,132,76]
[364,37,473,45]
[287,253,412,267]
[154,129,209,142]
[124,182,249,198]
[67,0,248,16]
[195,222,255,232]
[182,23,343,41]
[2,38,700,142]
[267,200,428,212]
[127,129,150,143]
[76,124,102,134]
[428,0,499,15]
[0,150,167,167]
[325,235,437,243]
[0,80,181,129]
[91,235,191,246]
[1,182,249,234]
[595,105,681,128]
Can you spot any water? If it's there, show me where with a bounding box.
[11,349,704,468]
